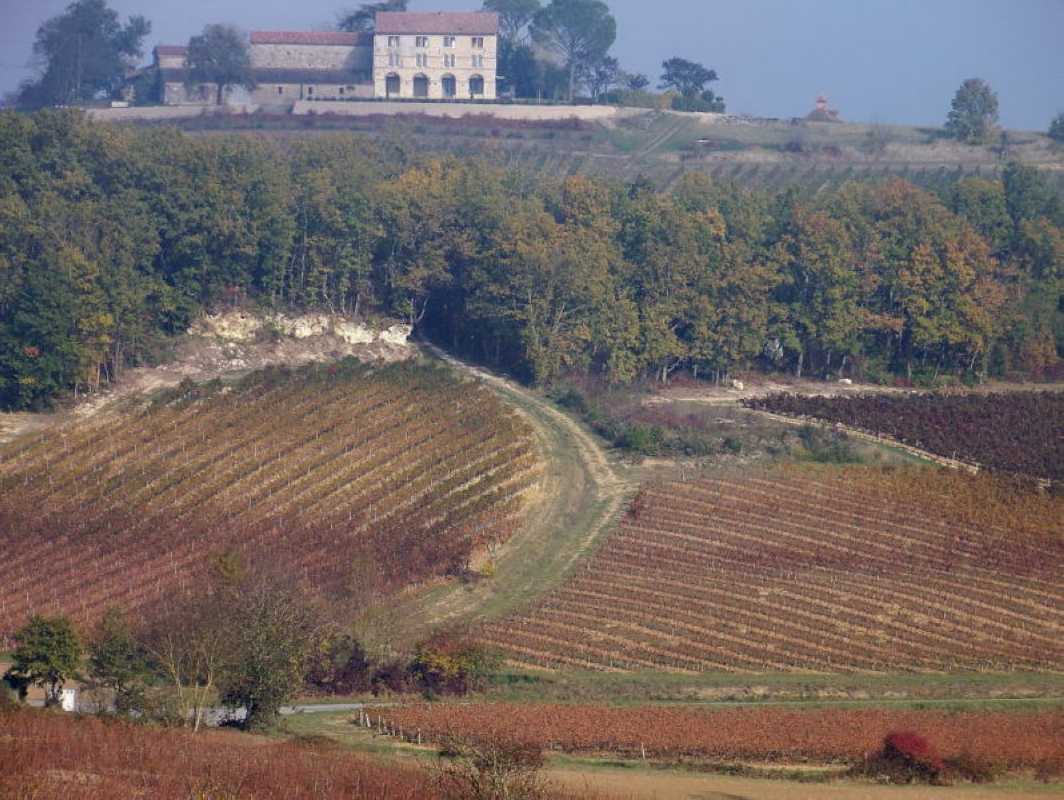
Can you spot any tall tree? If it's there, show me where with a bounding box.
[483,0,541,42]
[185,24,255,106]
[531,0,616,102]
[339,0,408,33]
[3,615,83,707]
[583,55,619,102]
[945,78,999,144]
[18,0,149,108]
[1050,112,1064,144]
[659,57,724,112]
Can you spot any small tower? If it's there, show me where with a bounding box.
[807,94,841,122]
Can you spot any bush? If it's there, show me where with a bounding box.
[856,731,945,784]
[304,633,371,696]
[409,637,500,697]
[434,735,546,800]
[1047,112,1064,144]
[944,751,1004,784]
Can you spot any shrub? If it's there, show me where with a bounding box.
[857,731,945,784]
[944,751,1004,784]
[409,637,500,697]
[434,735,546,800]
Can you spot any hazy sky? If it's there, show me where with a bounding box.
[1,0,1061,129]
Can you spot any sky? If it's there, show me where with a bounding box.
[1,0,1061,129]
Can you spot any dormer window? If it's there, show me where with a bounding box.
[472,37,484,48]
[416,36,429,47]
[387,35,400,47]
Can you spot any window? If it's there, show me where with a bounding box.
[415,52,428,67]
[444,36,455,48]
[307,86,314,95]
[338,87,345,95]
[471,54,484,68]
[416,36,429,47]
[443,53,455,67]
[277,86,283,95]
[389,52,401,67]
[472,37,484,48]
[387,35,400,47]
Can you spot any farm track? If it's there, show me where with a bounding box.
[369,342,636,647]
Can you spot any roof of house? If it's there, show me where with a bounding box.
[250,31,372,46]
[155,45,188,56]
[374,11,499,35]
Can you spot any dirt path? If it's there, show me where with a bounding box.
[363,344,635,648]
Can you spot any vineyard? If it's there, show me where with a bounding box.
[380,702,1064,769]
[745,391,1064,480]
[0,360,540,644]
[478,466,1064,672]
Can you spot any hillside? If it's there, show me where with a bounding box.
[479,466,1064,672]
[165,106,1064,193]
[0,359,541,645]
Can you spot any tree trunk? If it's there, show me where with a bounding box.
[568,60,576,102]
[216,83,224,106]
[795,349,804,378]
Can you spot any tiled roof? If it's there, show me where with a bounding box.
[374,11,499,35]
[155,45,188,56]
[250,31,372,46]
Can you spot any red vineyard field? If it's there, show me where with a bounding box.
[382,702,1064,768]
[0,360,540,645]
[479,467,1064,672]
[744,390,1064,480]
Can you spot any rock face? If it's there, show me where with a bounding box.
[189,311,412,348]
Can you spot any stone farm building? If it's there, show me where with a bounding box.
[155,11,498,107]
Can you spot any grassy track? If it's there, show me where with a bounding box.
[357,343,637,652]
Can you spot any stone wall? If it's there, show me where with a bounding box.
[250,43,371,72]
[293,100,647,122]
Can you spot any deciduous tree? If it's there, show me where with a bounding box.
[945,78,998,144]
[4,615,82,706]
[186,24,255,106]
[531,0,616,102]
[18,0,150,108]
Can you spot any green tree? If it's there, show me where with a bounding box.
[531,0,616,102]
[1049,112,1064,144]
[87,608,149,713]
[483,0,541,42]
[945,78,998,144]
[339,0,408,33]
[218,583,325,730]
[186,24,255,106]
[17,0,150,108]
[659,57,724,112]
[4,615,82,706]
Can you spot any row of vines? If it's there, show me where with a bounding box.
[479,467,1064,672]
[0,360,540,644]
[379,702,1064,769]
[745,391,1064,480]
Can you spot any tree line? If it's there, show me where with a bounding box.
[1,110,1061,410]
[2,570,496,731]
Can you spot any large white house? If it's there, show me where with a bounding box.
[154,11,498,107]
[373,12,498,100]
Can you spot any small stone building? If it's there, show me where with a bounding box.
[249,31,373,105]
[372,11,498,100]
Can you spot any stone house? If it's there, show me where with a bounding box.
[372,12,498,100]
[153,10,498,107]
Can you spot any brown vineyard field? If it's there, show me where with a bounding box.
[382,702,1064,769]
[0,360,540,645]
[0,707,608,800]
[479,466,1063,672]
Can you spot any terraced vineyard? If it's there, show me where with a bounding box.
[381,703,1064,768]
[479,467,1064,672]
[0,360,540,644]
